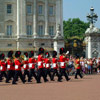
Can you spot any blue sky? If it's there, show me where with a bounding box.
[63,0,100,28]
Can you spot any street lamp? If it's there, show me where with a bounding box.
[87,7,98,24]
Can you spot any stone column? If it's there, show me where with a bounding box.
[45,0,49,36]
[60,0,63,37]
[17,0,20,50]
[56,0,60,35]
[21,0,26,35]
[33,0,37,36]
[88,36,92,58]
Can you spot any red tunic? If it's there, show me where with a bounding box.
[14,59,22,71]
[7,58,14,70]
[22,60,29,70]
[44,58,51,69]
[75,59,81,69]
[37,55,44,69]
[52,58,58,69]
[59,55,67,68]
[28,58,36,69]
[0,60,7,71]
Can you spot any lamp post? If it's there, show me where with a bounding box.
[87,7,98,25]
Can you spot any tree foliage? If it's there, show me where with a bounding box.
[63,18,89,39]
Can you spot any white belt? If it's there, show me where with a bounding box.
[38,61,42,66]
[53,63,56,68]
[23,64,27,68]
[29,63,33,68]
[46,63,49,68]
[7,65,10,69]
[15,65,18,69]
[60,62,65,66]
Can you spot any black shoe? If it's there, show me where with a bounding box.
[75,77,78,79]
[12,82,17,85]
[28,80,32,82]
[44,79,48,82]
[37,81,41,83]
[6,81,10,83]
[66,78,71,81]
[58,80,62,82]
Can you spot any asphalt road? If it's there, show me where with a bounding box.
[0,74,100,100]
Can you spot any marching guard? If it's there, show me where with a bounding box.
[28,51,37,82]
[37,48,48,83]
[51,51,61,82]
[0,53,7,82]
[44,52,52,81]
[6,51,15,83]
[59,48,70,81]
[12,51,26,84]
[74,56,83,79]
[22,52,30,81]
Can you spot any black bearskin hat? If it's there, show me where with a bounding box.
[52,51,57,58]
[15,51,21,58]
[60,48,65,54]
[45,52,50,58]
[8,50,13,58]
[24,52,28,57]
[38,47,44,55]
[0,53,5,59]
[29,51,34,58]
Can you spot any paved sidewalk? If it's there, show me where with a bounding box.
[0,74,100,100]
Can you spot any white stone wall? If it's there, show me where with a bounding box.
[0,0,64,53]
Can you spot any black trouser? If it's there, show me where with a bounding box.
[75,69,83,78]
[28,69,37,82]
[45,69,52,80]
[6,70,15,82]
[12,70,25,84]
[23,70,29,80]
[60,68,69,81]
[0,71,7,81]
[37,68,47,83]
[51,69,61,81]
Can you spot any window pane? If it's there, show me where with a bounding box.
[27,25,32,35]
[27,5,32,14]
[49,26,54,35]
[38,5,43,15]
[49,6,53,15]
[7,25,12,36]
[38,25,43,35]
[7,4,12,13]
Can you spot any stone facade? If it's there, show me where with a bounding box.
[85,24,100,58]
[0,0,64,55]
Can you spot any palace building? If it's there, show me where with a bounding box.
[0,0,64,55]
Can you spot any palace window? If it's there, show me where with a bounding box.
[38,25,43,35]
[38,5,43,15]
[49,26,54,35]
[7,4,12,14]
[7,25,12,36]
[27,5,32,14]
[49,6,53,16]
[27,25,32,35]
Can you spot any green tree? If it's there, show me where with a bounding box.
[63,18,89,39]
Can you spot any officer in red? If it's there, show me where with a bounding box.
[28,51,37,82]
[59,48,70,81]
[75,56,83,79]
[37,47,48,83]
[44,52,52,80]
[0,53,7,82]
[6,51,15,83]
[22,52,30,81]
[51,51,61,82]
[12,51,26,84]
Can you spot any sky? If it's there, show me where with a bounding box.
[63,0,100,28]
